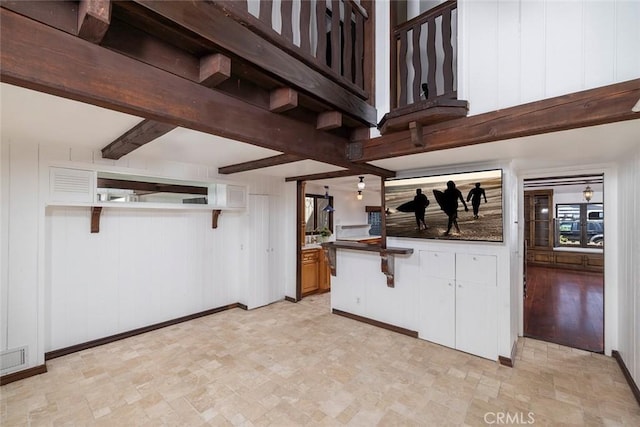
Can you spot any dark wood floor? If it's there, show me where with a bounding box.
[524,265,604,353]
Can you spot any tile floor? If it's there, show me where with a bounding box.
[1,293,639,426]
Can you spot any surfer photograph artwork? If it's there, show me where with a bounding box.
[384,169,503,241]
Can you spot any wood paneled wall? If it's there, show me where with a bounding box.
[458,0,640,115]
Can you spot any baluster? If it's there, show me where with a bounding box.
[300,0,311,53]
[398,30,408,107]
[442,7,454,95]
[354,11,364,88]
[343,1,353,82]
[259,0,273,29]
[426,16,436,100]
[316,0,327,65]
[412,23,422,103]
[281,0,293,42]
[330,0,341,73]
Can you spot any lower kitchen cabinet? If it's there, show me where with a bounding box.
[301,248,330,296]
[419,251,498,360]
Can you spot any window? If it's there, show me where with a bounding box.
[305,193,333,235]
[555,203,604,248]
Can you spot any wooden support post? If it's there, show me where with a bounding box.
[269,87,298,113]
[212,209,221,229]
[90,207,102,233]
[199,53,231,87]
[316,111,342,130]
[409,121,424,147]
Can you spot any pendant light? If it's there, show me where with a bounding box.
[357,176,365,190]
[583,185,593,202]
[356,190,363,200]
[322,186,335,212]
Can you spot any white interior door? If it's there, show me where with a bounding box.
[248,194,271,309]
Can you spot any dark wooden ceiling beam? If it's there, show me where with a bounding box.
[0,8,392,176]
[219,154,303,174]
[356,79,640,162]
[285,169,359,182]
[132,0,377,126]
[102,119,176,160]
[77,0,111,43]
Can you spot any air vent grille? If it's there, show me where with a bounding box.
[49,167,95,203]
[1,347,27,373]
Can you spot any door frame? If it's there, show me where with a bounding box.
[517,164,617,356]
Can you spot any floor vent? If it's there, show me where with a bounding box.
[1,346,28,373]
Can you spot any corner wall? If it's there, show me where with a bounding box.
[617,146,640,385]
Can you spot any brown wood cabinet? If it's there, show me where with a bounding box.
[301,248,330,296]
[525,189,603,272]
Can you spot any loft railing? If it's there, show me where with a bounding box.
[391,1,457,109]
[213,0,370,99]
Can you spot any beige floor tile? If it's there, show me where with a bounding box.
[2,293,639,426]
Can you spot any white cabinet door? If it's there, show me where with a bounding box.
[418,251,456,347]
[455,254,497,360]
[248,194,271,309]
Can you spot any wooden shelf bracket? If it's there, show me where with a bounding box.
[90,207,102,233]
[212,209,221,229]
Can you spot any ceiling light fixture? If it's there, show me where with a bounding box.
[583,185,593,202]
[322,186,335,212]
[357,190,363,200]
[357,176,365,190]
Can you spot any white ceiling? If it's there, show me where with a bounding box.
[2,82,639,191]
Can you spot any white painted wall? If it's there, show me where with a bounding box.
[457,0,640,115]
[617,145,640,386]
[1,141,287,371]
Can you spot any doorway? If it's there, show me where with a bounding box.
[523,174,604,353]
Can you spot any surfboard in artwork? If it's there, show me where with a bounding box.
[396,200,416,212]
[432,189,447,212]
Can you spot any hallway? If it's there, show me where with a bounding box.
[524,265,604,353]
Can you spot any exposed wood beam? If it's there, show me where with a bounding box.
[101,119,175,160]
[285,169,357,182]
[356,79,640,162]
[317,111,342,130]
[0,8,392,174]
[133,0,377,125]
[219,153,302,175]
[199,53,231,87]
[78,0,111,43]
[1,1,78,34]
[269,88,298,113]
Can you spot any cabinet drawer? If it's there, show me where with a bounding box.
[532,252,553,263]
[554,253,583,266]
[302,250,319,262]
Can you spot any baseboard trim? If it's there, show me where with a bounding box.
[45,303,242,360]
[237,303,248,311]
[612,350,640,406]
[499,340,518,368]
[0,364,47,386]
[498,356,513,368]
[332,309,419,338]
[284,296,297,303]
